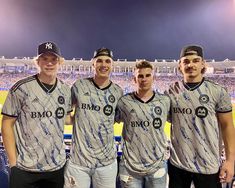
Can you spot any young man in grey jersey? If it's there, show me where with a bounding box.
[165,45,235,188]
[1,42,72,188]
[64,48,123,188]
[115,60,170,188]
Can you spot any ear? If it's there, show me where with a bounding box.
[133,76,137,84]
[59,57,65,65]
[152,72,155,80]
[177,62,182,74]
[91,58,95,67]
[201,60,207,74]
[202,59,206,66]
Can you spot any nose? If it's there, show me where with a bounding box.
[100,61,106,66]
[46,61,54,65]
[141,76,147,81]
[187,62,193,67]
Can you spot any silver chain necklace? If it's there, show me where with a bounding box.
[38,79,56,94]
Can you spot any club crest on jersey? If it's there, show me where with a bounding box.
[195,106,208,118]
[103,105,113,116]
[153,118,162,129]
[199,94,209,104]
[58,96,65,104]
[154,106,162,115]
[55,107,65,119]
[108,95,115,103]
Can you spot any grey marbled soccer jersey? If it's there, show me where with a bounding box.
[166,78,232,174]
[116,92,170,175]
[70,78,123,168]
[1,75,72,172]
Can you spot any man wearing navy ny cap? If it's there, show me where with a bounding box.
[165,45,235,188]
[64,48,123,188]
[1,41,72,188]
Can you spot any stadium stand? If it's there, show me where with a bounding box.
[0,57,235,188]
[0,57,235,93]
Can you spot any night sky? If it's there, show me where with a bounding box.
[0,0,235,61]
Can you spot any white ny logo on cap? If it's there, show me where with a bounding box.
[45,42,53,49]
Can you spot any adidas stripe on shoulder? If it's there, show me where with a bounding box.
[11,75,36,92]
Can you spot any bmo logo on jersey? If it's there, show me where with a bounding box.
[81,103,100,111]
[173,107,192,114]
[131,121,150,127]
[30,107,65,119]
[80,103,113,116]
[31,111,53,118]
[130,118,162,129]
[173,106,208,118]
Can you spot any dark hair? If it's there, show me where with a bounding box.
[135,60,153,70]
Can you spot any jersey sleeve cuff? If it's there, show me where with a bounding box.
[216,110,232,113]
[1,112,18,118]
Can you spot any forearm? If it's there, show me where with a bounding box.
[65,114,74,125]
[221,124,235,161]
[1,117,17,167]
[218,112,235,182]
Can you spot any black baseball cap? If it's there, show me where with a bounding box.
[180,45,203,58]
[93,47,113,58]
[37,42,61,57]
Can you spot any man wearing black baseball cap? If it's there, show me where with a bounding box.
[165,45,235,188]
[93,47,113,59]
[1,41,72,188]
[64,47,123,188]
[180,45,204,58]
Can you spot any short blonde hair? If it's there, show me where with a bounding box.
[33,55,65,65]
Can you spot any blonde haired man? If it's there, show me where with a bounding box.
[1,42,72,188]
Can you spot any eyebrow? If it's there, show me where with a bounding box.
[137,73,152,77]
[96,58,111,62]
[183,57,201,62]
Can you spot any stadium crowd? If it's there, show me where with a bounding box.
[0,73,234,97]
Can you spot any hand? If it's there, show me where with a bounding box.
[219,160,234,183]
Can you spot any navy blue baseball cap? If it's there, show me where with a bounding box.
[38,42,61,57]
